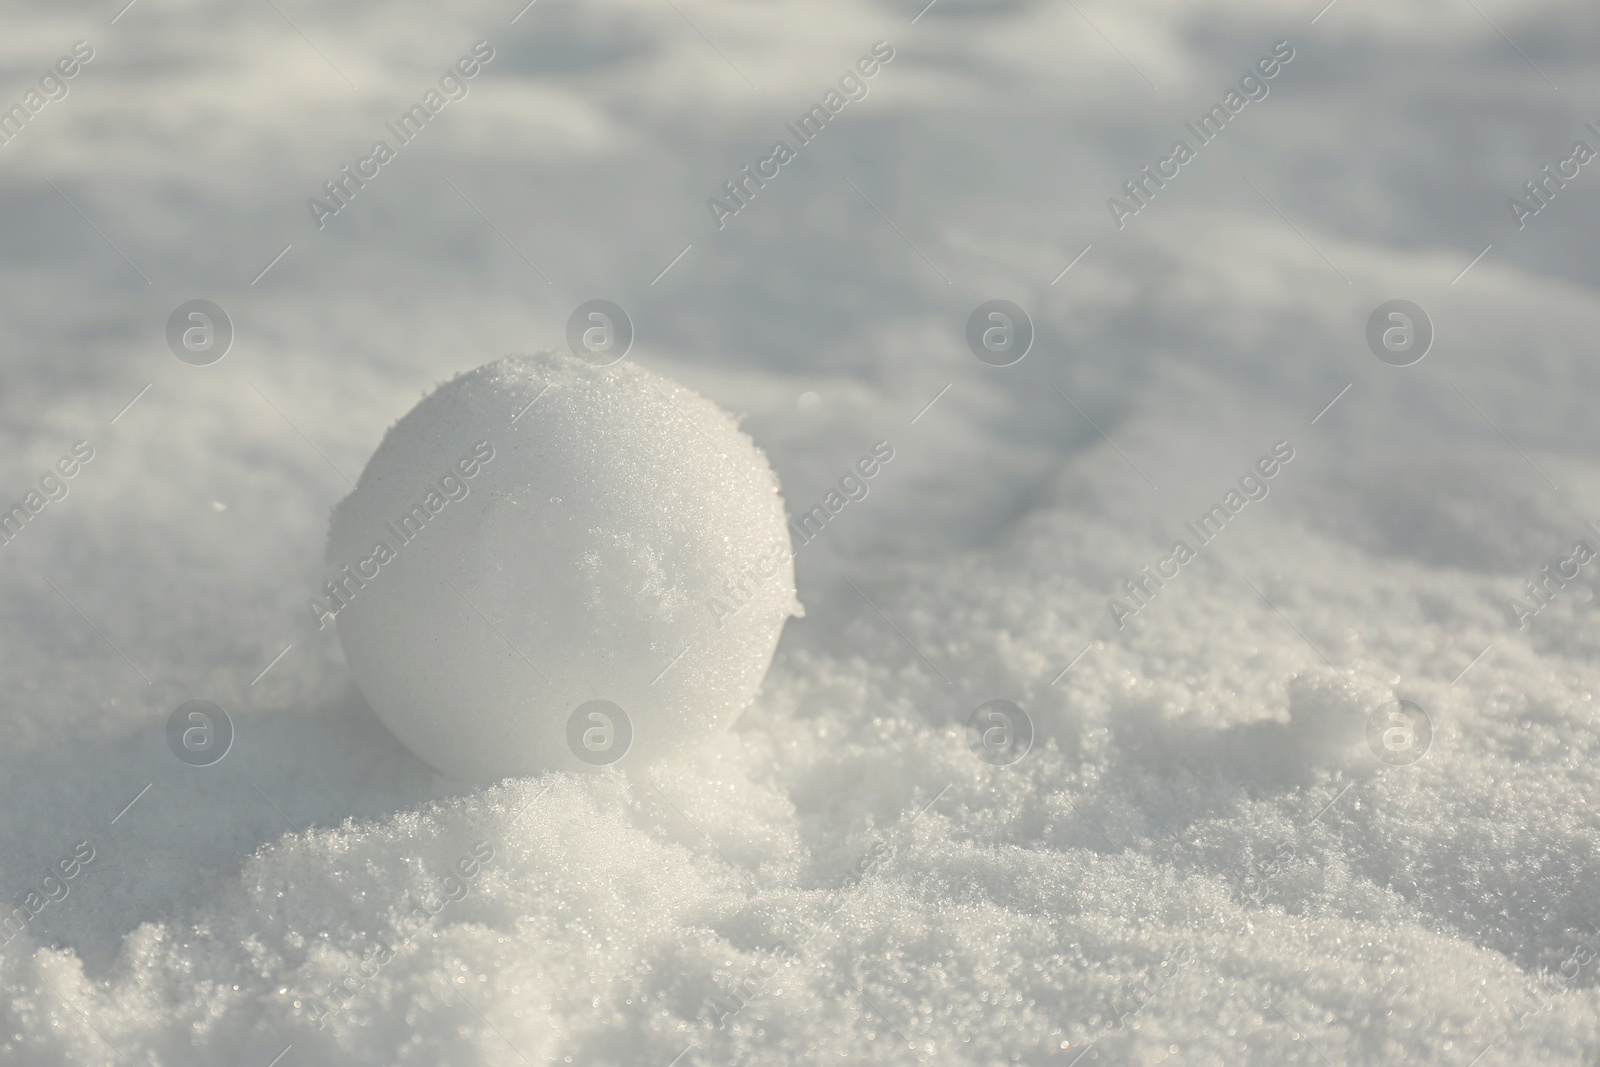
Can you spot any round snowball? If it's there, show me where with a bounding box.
[326,352,801,781]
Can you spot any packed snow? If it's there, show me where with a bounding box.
[327,353,799,780]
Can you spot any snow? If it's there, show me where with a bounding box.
[2,0,1600,1063]
[326,353,798,780]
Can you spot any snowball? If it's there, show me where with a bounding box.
[325,353,800,781]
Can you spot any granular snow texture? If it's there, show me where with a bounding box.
[1,0,1598,1064]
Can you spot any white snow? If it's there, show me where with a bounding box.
[326,353,798,780]
[2,0,1599,1063]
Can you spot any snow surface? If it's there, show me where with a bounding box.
[1,0,1599,1063]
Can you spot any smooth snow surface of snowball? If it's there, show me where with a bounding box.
[326,353,800,780]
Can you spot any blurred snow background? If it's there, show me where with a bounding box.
[2,0,1599,1062]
